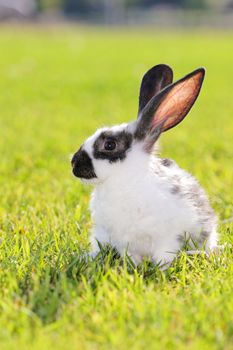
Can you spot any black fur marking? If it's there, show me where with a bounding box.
[161,158,174,167]
[174,176,216,238]
[71,148,97,179]
[171,184,180,195]
[93,130,133,163]
[186,183,216,226]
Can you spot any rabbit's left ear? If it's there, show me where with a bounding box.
[138,64,173,114]
[135,68,205,151]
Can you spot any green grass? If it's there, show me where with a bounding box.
[0,25,233,350]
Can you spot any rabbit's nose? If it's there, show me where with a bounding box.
[71,148,97,179]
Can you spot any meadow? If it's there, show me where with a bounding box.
[0,25,232,350]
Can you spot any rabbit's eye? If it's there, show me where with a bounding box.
[104,139,116,151]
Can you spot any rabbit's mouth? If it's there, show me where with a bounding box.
[71,148,97,180]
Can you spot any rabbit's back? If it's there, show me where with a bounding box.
[151,156,217,246]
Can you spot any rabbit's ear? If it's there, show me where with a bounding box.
[138,64,173,114]
[135,68,205,151]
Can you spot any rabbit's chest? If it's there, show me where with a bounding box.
[92,191,140,230]
[91,186,173,238]
[92,194,155,254]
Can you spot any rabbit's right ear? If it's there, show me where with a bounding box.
[138,64,173,114]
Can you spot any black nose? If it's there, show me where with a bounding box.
[71,148,97,179]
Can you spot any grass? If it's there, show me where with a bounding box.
[0,25,232,350]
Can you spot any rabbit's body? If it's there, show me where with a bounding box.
[71,64,218,267]
[90,131,217,265]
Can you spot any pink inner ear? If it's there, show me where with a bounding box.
[152,71,203,132]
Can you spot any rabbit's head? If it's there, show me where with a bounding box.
[71,64,205,184]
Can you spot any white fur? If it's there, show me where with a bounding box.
[80,122,218,267]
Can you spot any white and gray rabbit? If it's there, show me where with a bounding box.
[71,64,218,267]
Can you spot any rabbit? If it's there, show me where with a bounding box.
[71,64,218,268]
